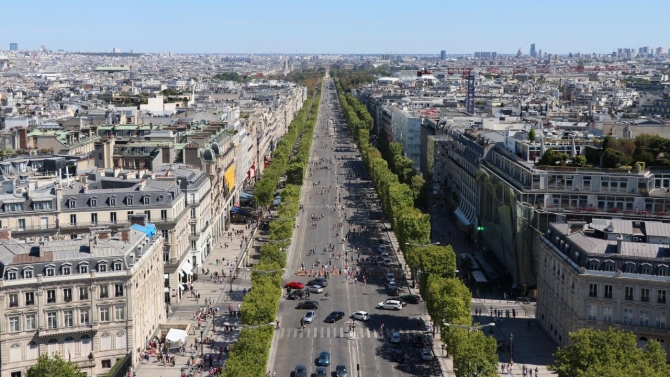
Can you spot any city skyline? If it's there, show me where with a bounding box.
[1,0,669,54]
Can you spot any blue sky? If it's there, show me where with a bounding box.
[2,0,669,54]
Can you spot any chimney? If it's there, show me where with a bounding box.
[617,234,624,254]
[94,228,112,240]
[0,229,11,240]
[121,230,130,242]
[88,237,97,252]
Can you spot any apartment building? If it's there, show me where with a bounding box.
[0,223,164,377]
[538,220,670,357]
[390,107,422,170]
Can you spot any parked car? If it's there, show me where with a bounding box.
[325,311,345,323]
[392,349,406,362]
[398,294,421,304]
[315,366,327,377]
[307,278,328,287]
[390,331,401,343]
[316,351,331,366]
[351,311,370,321]
[377,300,402,310]
[421,347,434,361]
[306,285,324,293]
[386,272,396,282]
[296,300,319,309]
[335,365,348,377]
[303,310,316,324]
[284,281,305,289]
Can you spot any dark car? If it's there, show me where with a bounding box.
[325,311,345,323]
[398,294,421,304]
[294,364,308,377]
[307,278,328,287]
[335,364,349,377]
[316,351,331,366]
[392,349,406,363]
[296,300,319,309]
[315,366,327,377]
[413,334,428,347]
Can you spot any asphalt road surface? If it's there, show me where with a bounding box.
[270,76,441,377]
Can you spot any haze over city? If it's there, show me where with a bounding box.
[2,0,670,54]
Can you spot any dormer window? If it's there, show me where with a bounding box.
[142,196,150,205]
[98,263,107,273]
[109,197,116,206]
[7,271,16,280]
[659,264,668,277]
[113,262,122,271]
[624,262,636,273]
[23,269,33,279]
[4,203,23,212]
[45,267,55,277]
[125,196,133,206]
[157,195,164,202]
[642,263,652,275]
[90,198,97,207]
[68,198,76,208]
[589,259,600,270]
[62,266,71,275]
[79,264,88,274]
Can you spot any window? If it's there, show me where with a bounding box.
[100,285,108,298]
[45,267,55,277]
[604,285,613,299]
[191,240,196,250]
[25,292,34,305]
[640,309,650,327]
[18,219,25,231]
[589,284,598,297]
[91,213,98,224]
[603,307,613,322]
[68,198,76,208]
[26,314,36,330]
[623,308,634,325]
[5,203,24,212]
[191,208,196,219]
[113,262,122,271]
[625,264,635,273]
[62,266,71,276]
[126,196,133,206]
[642,265,651,274]
[605,264,614,272]
[190,224,196,236]
[100,307,110,322]
[79,264,88,274]
[98,263,107,273]
[659,290,667,304]
[110,212,117,223]
[161,210,167,220]
[80,309,89,325]
[657,312,667,329]
[70,214,76,225]
[11,372,21,377]
[46,289,56,303]
[109,197,116,206]
[79,287,88,300]
[625,287,634,300]
[587,304,597,320]
[642,288,650,302]
[64,310,73,327]
[90,198,97,207]
[8,316,19,332]
[7,271,16,280]
[9,293,18,308]
[114,284,124,297]
[63,288,72,302]
[47,311,57,329]
[161,229,168,239]
[115,306,125,320]
[144,210,150,221]
[23,269,33,278]
[102,359,112,368]
[142,196,150,205]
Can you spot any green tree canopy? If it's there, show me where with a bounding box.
[528,128,536,142]
[550,328,670,377]
[26,354,87,377]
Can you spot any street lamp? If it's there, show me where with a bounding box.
[200,329,204,357]
[510,333,514,364]
[444,322,495,337]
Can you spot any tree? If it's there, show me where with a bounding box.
[550,328,670,377]
[602,148,630,168]
[571,155,587,167]
[452,330,499,377]
[26,354,86,377]
[528,128,536,143]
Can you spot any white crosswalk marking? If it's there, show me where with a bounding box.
[277,327,425,339]
[321,327,325,338]
[327,327,331,337]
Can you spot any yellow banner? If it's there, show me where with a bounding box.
[224,166,235,192]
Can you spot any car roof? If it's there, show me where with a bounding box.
[320,351,330,355]
[295,364,306,370]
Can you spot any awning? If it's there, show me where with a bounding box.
[165,329,187,344]
[182,263,193,276]
[231,206,250,216]
[240,192,254,200]
[472,270,488,284]
[454,198,476,227]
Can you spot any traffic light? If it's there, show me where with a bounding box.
[477,226,484,232]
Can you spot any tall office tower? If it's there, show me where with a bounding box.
[657,47,667,56]
[530,43,536,57]
[9,43,17,51]
[538,49,542,58]
[130,49,134,54]
[440,50,446,60]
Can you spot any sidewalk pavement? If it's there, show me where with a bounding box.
[134,222,258,377]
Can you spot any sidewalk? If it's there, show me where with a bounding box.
[134,222,258,377]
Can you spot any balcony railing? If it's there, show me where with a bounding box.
[642,296,650,302]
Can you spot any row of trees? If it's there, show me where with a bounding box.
[378,136,427,205]
[224,80,322,377]
[333,78,498,376]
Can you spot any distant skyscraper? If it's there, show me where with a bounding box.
[530,43,536,57]
[657,47,667,56]
[538,49,542,58]
[130,48,134,54]
[9,43,17,51]
[440,50,446,60]
[112,47,120,54]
